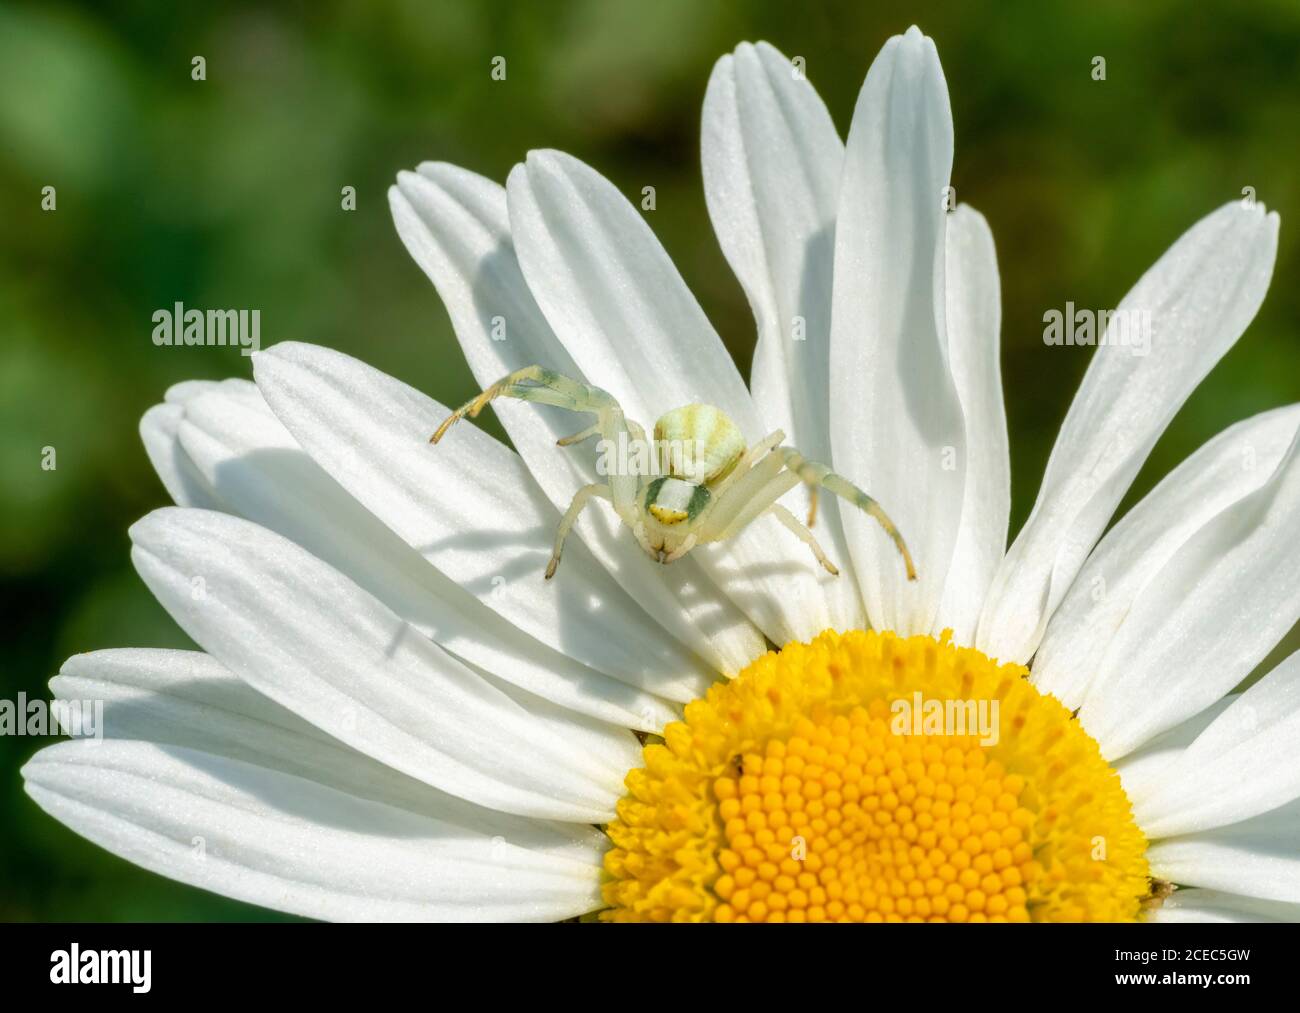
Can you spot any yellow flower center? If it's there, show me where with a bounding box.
[601,629,1151,922]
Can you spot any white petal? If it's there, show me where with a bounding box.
[829,27,965,636]
[1077,429,1300,759]
[701,42,841,464]
[1115,696,1235,812]
[164,379,223,405]
[129,506,639,822]
[977,201,1280,663]
[933,205,1010,643]
[1149,888,1300,923]
[507,148,863,641]
[389,165,765,675]
[1147,799,1300,903]
[141,378,270,512]
[507,147,760,432]
[1130,649,1300,836]
[1036,405,1300,711]
[253,340,713,702]
[700,42,864,635]
[176,382,678,731]
[140,403,224,510]
[50,648,604,863]
[24,739,604,922]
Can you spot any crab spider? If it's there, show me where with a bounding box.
[431,365,917,583]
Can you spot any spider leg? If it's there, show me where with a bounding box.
[431,365,644,524]
[694,449,798,541]
[556,423,600,446]
[776,448,917,581]
[661,533,698,563]
[546,482,611,579]
[694,446,916,581]
[768,504,838,575]
[432,366,607,440]
[631,517,656,558]
[708,430,785,502]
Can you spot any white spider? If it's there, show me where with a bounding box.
[432,365,917,582]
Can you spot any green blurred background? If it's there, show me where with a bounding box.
[2,0,1298,920]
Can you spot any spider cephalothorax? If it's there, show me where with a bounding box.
[431,365,917,581]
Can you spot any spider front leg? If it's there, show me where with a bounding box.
[694,445,916,580]
[694,456,842,574]
[777,448,917,581]
[545,483,611,579]
[430,365,643,525]
[432,365,598,442]
[768,504,838,575]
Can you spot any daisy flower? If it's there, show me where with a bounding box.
[23,27,1300,923]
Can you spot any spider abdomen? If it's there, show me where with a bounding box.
[653,403,745,483]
